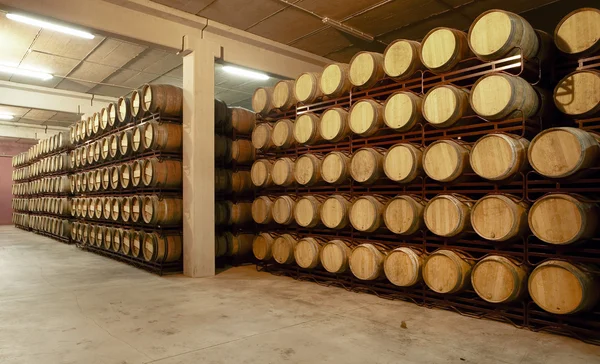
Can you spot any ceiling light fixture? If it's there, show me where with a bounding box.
[6,13,95,39]
[0,64,53,80]
[0,113,14,121]
[223,66,269,80]
[322,17,374,42]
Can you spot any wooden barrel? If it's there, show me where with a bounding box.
[321,151,351,185]
[215,201,231,226]
[294,237,324,269]
[469,10,539,61]
[471,255,528,303]
[101,167,110,190]
[121,197,132,223]
[554,8,600,57]
[109,134,120,159]
[100,137,110,161]
[102,197,111,220]
[99,107,108,133]
[112,228,124,252]
[350,195,388,232]
[271,119,296,149]
[471,74,540,120]
[132,126,144,153]
[251,123,274,151]
[103,227,113,250]
[110,197,120,221]
[81,173,89,193]
[383,91,423,132]
[130,160,143,187]
[272,80,297,110]
[529,193,598,245]
[119,130,133,157]
[528,127,600,179]
[106,102,118,129]
[142,121,182,152]
[227,234,254,256]
[230,107,256,135]
[96,226,106,249]
[348,99,384,137]
[383,195,426,235]
[117,97,132,125]
[93,170,102,192]
[92,112,100,135]
[272,157,295,187]
[349,51,385,89]
[470,133,530,181]
[293,113,322,145]
[529,260,599,314]
[349,244,385,280]
[142,158,182,188]
[472,194,530,242]
[131,89,145,119]
[215,169,232,193]
[130,230,145,257]
[214,99,231,133]
[384,247,425,287]
[424,194,473,237]
[294,195,325,228]
[420,28,472,73]
[229,202,253,225]
[231,171,253,194]
[383,143,423,183]
[142,195,182,225]
[321,239,352,274]
[252,195,275,224]
[423,85,472,127]
[109,165,120,190]
[423,140,471,183]
[253,232,276,261]
[319,107,350,142]
[215,135,232,163]
[231,139,255,164]
[272,195,296,225]
[294,72,322,104]
[553,70,600,117]
[215,233,229,257]
[87,144,95,165]
[272,234,298,264]
[94,197,103,219]
[252,87,274,116]
[250,159,274,188]
[293,153,323,186]
[321,194,352,229]
[140,84,183,116]
[424,250,473,294]
[71,222,79,241]
[88,225,98,247]
[383,39,423,80]
[320,63,352,97]
[130,196,143,223]
[143,233,182,262]
[119,163,132,189]
[350,147,385,184]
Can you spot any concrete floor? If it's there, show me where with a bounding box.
[1,226,599,364]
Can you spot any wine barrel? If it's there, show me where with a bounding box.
[253,232,276,261]
[383,39,423,80]
[214,99,231,133]
[348,99,384,137]
[104,227,114,250]
[554,8,600,57]
[349,51,385,89]
[528,127,600,179]
[470,133,530,181]
[112,228,124,252]
[272,234,298,264]
[529,260,599,314]
[471,255,528,303]
[143,233,182,263]
[81,173,88,193]
[215,233,229,257]
[294,153,323,186]
[131,230,146,257]
[383,143,423,183]
[471,74,540,120]
[294,195,325,228]
[271,119,296,149]
[94,197,103,219]
[252,195,275,224]
[103,197,111,220]
[110,165,120,190]
[423,140,471,182]
[420,28,472,73]
[130,196,142,223]
[215,135,232,163]
[468,10,539,61]
[272,80,297,111]
[117,97,132,125]
[272,195,296,225]
[87,144,95,165]
[383,91,423,132]
[215,169,232,193]
[321,151,351,185]
[321,194,352,230]
[110,197,121,221]
[215,201,231,226]
[250,159,274,188]
[230,202,253,225]
[529,193,598,245]
[272,157,295,187]
[350,147,385,184]
[319,107,350,142]
[88,225,98,247]
[227,234,254,256]
[101,137,110,161]
[132,126,144,154]
[294,72,323,104]
[142,121,182,152]
[93,170,102,192]
[142,196,183,225]
[383,195,426,235]
[424,194,473,237]
[423,85,472,127]
[321,239,352,274]
[252,87,274,116]
[142,158,182,188]
[102,167,111,190]
[140,84,183,116]
[121,197,132,223]
[99,107,109,133]
[350,243,385,280]
[96,226,106,249]
[350,195,388,232]
[294,237,324,269]
[71,222,79,241]
[119,130,133,157]
[472,194,530,242]
[119,163,132,189]
[423,250,473,294]
[320,63,352,98]
[131,89,145,119]
[553,70,600,117]
[231,171,253,194]
[251,123,275,151]
[384,247,425,287]
[106,102,118,129]
[230,107,256,135]
[109,134,120,159]
[231,139,255,164]
[92,112,100,136]
[293,113,322,145]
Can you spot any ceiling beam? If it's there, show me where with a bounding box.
[0,80,116,116]
[0,120,68,140]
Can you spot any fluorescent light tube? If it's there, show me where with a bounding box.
[0,64,53,80]
[223,66,269,80]
[7,13,95,39]
[0,114,14,120]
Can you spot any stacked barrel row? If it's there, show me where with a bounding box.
[12,131,71,168]
[249,6,600,329]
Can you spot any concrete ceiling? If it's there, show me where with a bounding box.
[0,104,80,128]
